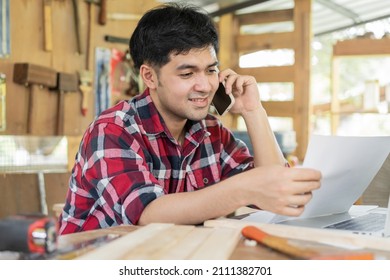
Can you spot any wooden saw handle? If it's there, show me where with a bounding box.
[98,0,107,25]
[79,84,91,116]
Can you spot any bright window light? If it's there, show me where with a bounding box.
[239,49,294,68]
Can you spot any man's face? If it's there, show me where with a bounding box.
[150,46,219,124]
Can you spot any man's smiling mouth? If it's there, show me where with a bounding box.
[189,97,209,108]
[189,97,208,102]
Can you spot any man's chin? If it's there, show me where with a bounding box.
[187,111,209,121]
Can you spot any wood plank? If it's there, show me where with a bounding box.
[0,174,41,219]
[43,0,53,52]
[217,14,240,128]
[122,225,195,259]
[237,66,294,83]
[188,227,241,260]
[154,227,213,260]
[333,38,390,56]
[67,135,83,171]
[204,219,390,252]
[237,32,294,53]
[237,9,294,26]
[219,13,239,69]
[262,101,294,117]
[58,225,135,248]
[76,223,174,259]
[44,173,70,217]
[74,224,240,260]
[312,103,331,114]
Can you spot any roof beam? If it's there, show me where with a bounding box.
[316,0,361,23]
[209,0,271,17]
[315,13,390,37]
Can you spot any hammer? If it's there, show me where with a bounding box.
[85,0,107,25]
[49,72,79,135]
[13,63,57,134]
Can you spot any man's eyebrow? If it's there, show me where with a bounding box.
[209,61,219,68]
[176,61,219,70]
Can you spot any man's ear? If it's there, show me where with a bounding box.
[139,64,158,89]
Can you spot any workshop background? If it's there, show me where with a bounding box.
[0,0,158,218]
[1,0,390,220]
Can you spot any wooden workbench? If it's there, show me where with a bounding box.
[57,219,390,260]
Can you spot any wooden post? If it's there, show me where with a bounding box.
[293,0,312,160]
[218,13,239,129]
[330,54,340,134]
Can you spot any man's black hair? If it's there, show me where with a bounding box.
[129,2,219,70]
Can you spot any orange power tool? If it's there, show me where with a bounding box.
[0,215,58,255]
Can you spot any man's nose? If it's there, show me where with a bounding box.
[193,74,213,92]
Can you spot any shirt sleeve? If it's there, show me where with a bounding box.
[218,125,255,179]
[62,122,165,232]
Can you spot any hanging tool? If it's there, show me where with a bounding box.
[111,49,139,98]
[71,0,83,54]
[99,0,107,25]
[78,70,92,116]
[0,215,57,255]
[78,0,96,117]
[104,35,128,45]
[49,72,79,134]
[107,12,141,21]
[43,0,53,52]
[85,0,94,69]
[13,63,57,134]
[95,48,111,116]
[84,0,106,25]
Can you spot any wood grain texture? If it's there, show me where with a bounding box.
[75,223,241,260]
[333,38,390,56]
[76,223,174,260]
[122,225,195,259]
[188,226,241,260]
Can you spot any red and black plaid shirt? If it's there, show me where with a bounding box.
[59,89,253,234]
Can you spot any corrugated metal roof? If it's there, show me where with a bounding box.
[312,0,390,36]
[159,0,390,37]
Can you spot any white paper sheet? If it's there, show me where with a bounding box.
[300,135,390,218]
[244,135,390,223]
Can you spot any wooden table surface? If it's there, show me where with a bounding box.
[57,221,390,260]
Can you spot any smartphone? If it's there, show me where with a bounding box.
[211,83,235,116]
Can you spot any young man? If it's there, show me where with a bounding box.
[59,3,321,234]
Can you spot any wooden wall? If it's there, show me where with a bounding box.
[0,0,157,136]
[0,0,157,219]
[0,172,71,218]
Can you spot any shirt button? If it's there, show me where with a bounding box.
[203,178,209,184]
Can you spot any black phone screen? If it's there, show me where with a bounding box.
[212,83,234,115]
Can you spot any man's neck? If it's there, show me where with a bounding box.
[167,121,187,145]
[149,88,187,144]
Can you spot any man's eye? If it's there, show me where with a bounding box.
[180,72,193,78]
[208,68,218,74]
